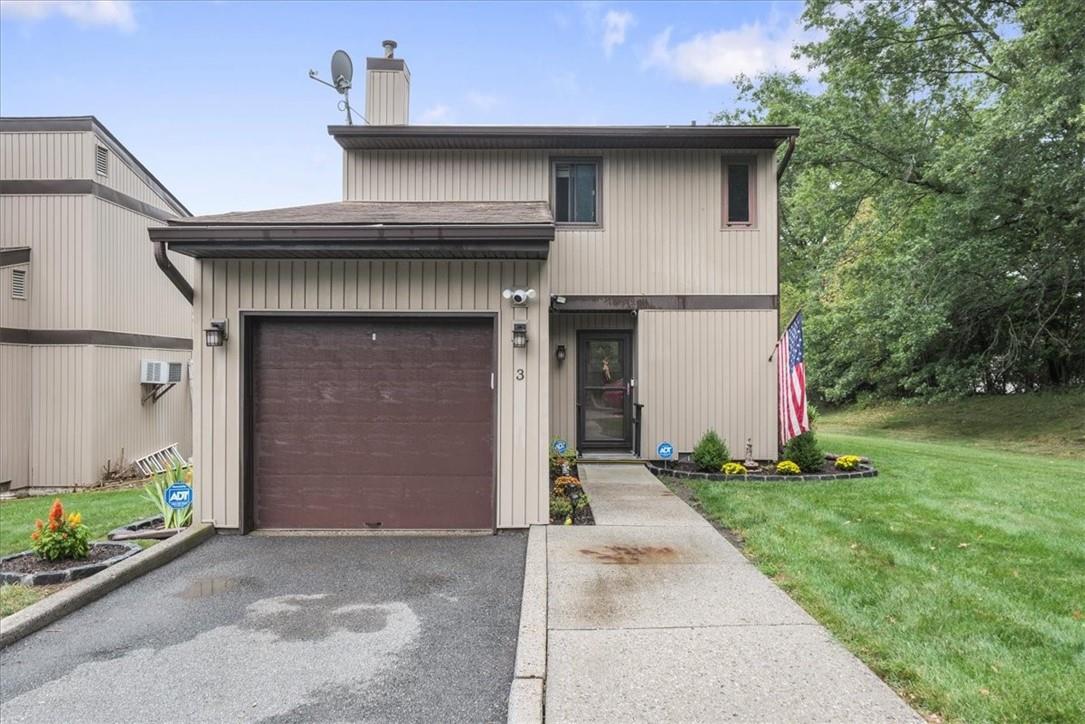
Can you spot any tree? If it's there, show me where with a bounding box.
[719,0,1085,401]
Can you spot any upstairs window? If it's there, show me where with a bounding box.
[553,160,599,224]
[95,145,109,177]
[723,159,756,227]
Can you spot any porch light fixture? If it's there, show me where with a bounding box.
[204,319,228,347]
[556,344,567,363]
[512,321,528,349]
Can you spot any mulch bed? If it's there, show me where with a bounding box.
[648,455,877,483]
[0,542,140,586]
[550,462,597,525]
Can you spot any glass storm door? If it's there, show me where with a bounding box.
[577,331,633,451]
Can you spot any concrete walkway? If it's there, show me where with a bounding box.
[545,464,920,723]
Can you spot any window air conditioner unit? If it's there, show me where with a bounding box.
[141,360,184,385]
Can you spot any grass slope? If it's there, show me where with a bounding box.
[687,434,1085,723]
[820,388,1085,459]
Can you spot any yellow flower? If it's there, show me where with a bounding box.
[184,468,194,484]
[68,512,82,526]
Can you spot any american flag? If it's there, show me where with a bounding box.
[777,312,809,445]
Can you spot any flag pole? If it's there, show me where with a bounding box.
[768,308,802,362]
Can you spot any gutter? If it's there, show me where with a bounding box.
[154,241,194,304]
[776,136,797,182]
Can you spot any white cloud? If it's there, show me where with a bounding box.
[601,9,634,56]
[0,0,136,32]
[466,91,499,112]
[416,104,451,124]
[643,18,813,86]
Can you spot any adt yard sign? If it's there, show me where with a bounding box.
[553,439,568,454]
[165,482,192,510]
[657,442,674,460]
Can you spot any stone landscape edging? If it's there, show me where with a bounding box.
[646,461,878,483]
[107,515,165,540]
[0,541,142,586]
[0,522,215,649]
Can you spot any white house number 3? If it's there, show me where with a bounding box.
[515,368,525,381]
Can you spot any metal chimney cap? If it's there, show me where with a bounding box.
[382,39,397,58]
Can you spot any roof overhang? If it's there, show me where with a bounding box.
[329,125,800,151]
[149,223,552,259]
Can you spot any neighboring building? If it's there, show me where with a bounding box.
[149,43,797,532]
[1,117,193,492]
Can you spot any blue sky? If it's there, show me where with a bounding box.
[1,1,810,214]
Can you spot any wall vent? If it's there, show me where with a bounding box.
[140,359,184,385]
[95,145,109,176]
[10,268,27,300]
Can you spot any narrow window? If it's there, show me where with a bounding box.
[553,161,598,224]
[11,268,27,300]
[723,160,756,227]
[95,145,109,177]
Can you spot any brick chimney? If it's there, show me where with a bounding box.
[365,40,410,125]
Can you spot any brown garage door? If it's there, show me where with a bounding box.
[249,316,494,530]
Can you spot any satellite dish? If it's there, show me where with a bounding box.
[308,49,360,125]
[331,50,353,93]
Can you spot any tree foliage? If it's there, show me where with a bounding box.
[719,0,1084,401]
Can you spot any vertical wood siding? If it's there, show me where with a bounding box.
[345,149,776,295]
[192,259,549,529]
[637,310,777,460]
[0,195,90,329]
[549,312,636,448]
[0,131,86,179]
[92,197,193,336]
[365,71,410,125]
[88,130,179,213]
[0,344,31,487]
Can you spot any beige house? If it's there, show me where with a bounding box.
[1,117,192,492]
[150,45,797,531]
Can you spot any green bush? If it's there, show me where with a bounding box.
[692,429,730,471]
[549,495,572,519]
[783,432,824,473]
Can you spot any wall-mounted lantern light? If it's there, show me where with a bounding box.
[512,321,528,349]
[556,344,566,363]
[204,319,228,347]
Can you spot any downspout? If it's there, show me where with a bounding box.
[775,135,796,182]
[154,241,194,304]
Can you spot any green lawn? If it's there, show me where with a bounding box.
[820,388,1085,460]
[1,486,157,618]
[680,432,1085,722]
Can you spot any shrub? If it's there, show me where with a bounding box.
[722,462,747,475]
[692,429,730,471]
[549,443,579,475]
[31,499,90,561]
[776,460,801,476]
[549,495,572,519]
[835,454,861,471]
[783,432,824,473]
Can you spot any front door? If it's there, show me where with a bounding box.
[577,331,633,451]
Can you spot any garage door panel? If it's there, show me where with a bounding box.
[256,474,493,529]
[251,316,495,529]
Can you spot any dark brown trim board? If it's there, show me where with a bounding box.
[0,328,192,350]
[0,247,31,267]
[366,57,409,73]
[0,180,178,223]
[0,116,190,216]
[329,124,800,150]
[552,295,778,312]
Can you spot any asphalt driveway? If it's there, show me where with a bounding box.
[0,532,526,723]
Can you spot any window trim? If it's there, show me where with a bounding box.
[721,156,758,230]
[550,156,603,228]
